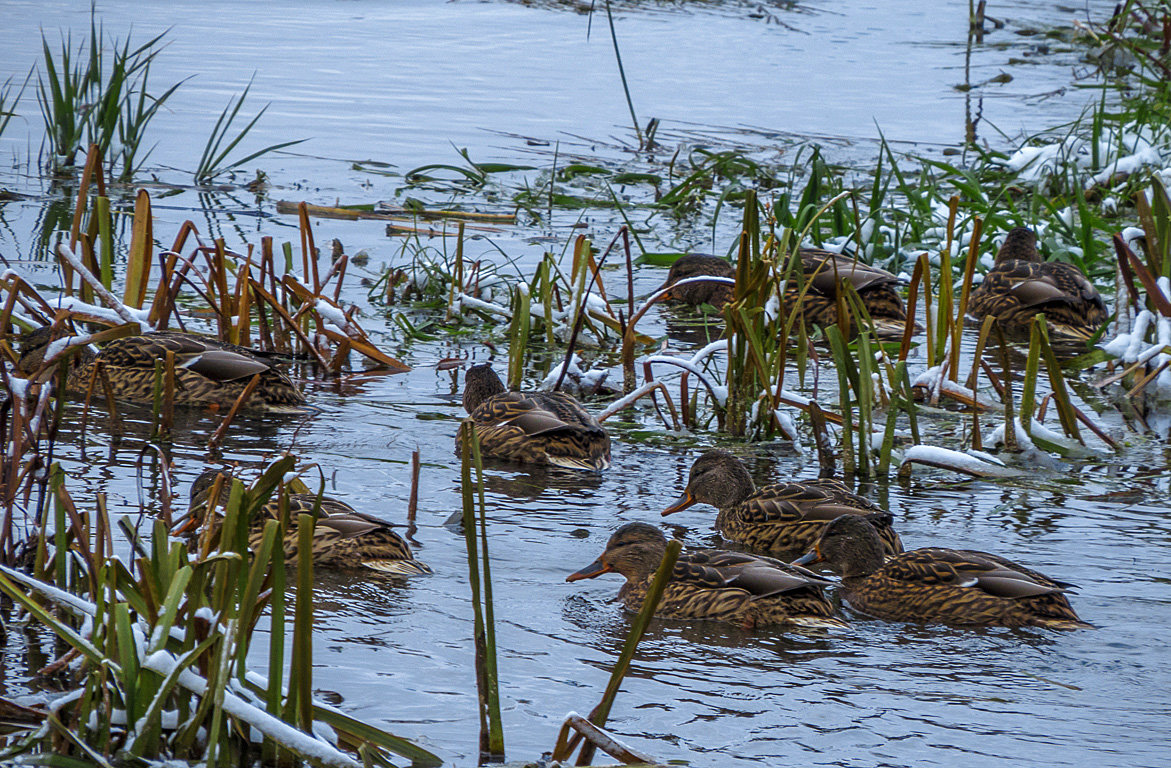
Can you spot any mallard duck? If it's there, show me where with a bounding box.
[793,514,1089,628]
[662,449,903,557]
[567,522,845,629]
[17,328,306,412]
[181,469,430,575]
[783,248,912,340]
[655,249,912,339]
[656,254,735,308]
[459,363,610,472]
[967,227,1107,341]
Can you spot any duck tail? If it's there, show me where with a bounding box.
[868,315,921,341]
[547,452,611,472]
[361,558,432,576]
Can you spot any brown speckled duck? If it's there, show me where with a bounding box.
[967,227,1107,341]
[657,254,735,308]
[17,328,306,412]
[567,522,846,629]
[656,250,912,339]
[182,469,430,575]
[663,450,903,558]
[793,514,1089,628]
[783,248,912,340]
[459,363,610,471]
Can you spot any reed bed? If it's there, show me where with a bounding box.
[2,3,1170,765]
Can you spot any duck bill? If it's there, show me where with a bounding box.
[566,558,612,582]
[661,489,696,516]
[791,547,825,567]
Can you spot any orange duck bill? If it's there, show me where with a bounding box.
[661,489,697,516]
[790,546,825,567]
[566,558,613,582]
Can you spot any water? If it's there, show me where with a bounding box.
[3,1,1171,766]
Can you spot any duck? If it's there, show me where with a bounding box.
[566,522,845,629]
[966,226,1107,341]
[459,363,610,471]
[656,254,735,308]
[180,469,430,575]
[783,248,912,340]
[655,249,912,339]
[17,328,307,412]
[792,514,1090,628]
[662,449,903,557]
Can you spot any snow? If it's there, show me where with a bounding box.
[141,651,361,768]
[539,354,610,396]
[644,355,727,406]
[900,444,1024,478]
[313,298,356,335]
[911,365,999,409]
[1088,145,1165,186]
[51,296,151,327]
[643,274,734,306]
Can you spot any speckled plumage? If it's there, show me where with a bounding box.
[459,363,610,471]
[967,227,1107,341]
[795,515,1089,628]
[184,469,430,575]
[567,522,845,628]
[657,254,735,308]
[18,329,306,412]
[656,250,912,339]
[663,450,903,558]
[782,248,913,340]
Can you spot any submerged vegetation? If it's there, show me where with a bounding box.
[1,0,1170,765]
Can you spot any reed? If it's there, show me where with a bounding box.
[194,76,304,184]
[459,423,505,762]
[0,460,440,766]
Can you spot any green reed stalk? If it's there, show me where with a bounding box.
[460,423,505,761]
[508,283,532,390]
[1035,318,1083,443]
[856,333,875,477]
[1020,318,1042,438]
[825,326,856,476]
[289,513,315,733]
[50,464,68,589]
[919,253,935,368]
[950,217,982,382]
[95,195,113,289]
[553,539,681,766]
[602,0,643,148]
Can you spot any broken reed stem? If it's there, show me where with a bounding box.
[1035,319,1084,443]
[207,374,261,452]
[595,380,681,430]
[55,243,143,329]
[995,322,1018,451]
[949,216,983,382]
[808,401,836,478]
[407,449,420,528]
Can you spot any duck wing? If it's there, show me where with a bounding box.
[741,480,879,524]
[678,549,832,597]
[801,249,900,296]
[880,548,1067,598]
[98,333,216,367]
[99,333,281,382]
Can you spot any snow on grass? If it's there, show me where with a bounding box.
[899,444,1025,478]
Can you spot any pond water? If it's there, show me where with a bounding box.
[3,1,1171,767]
